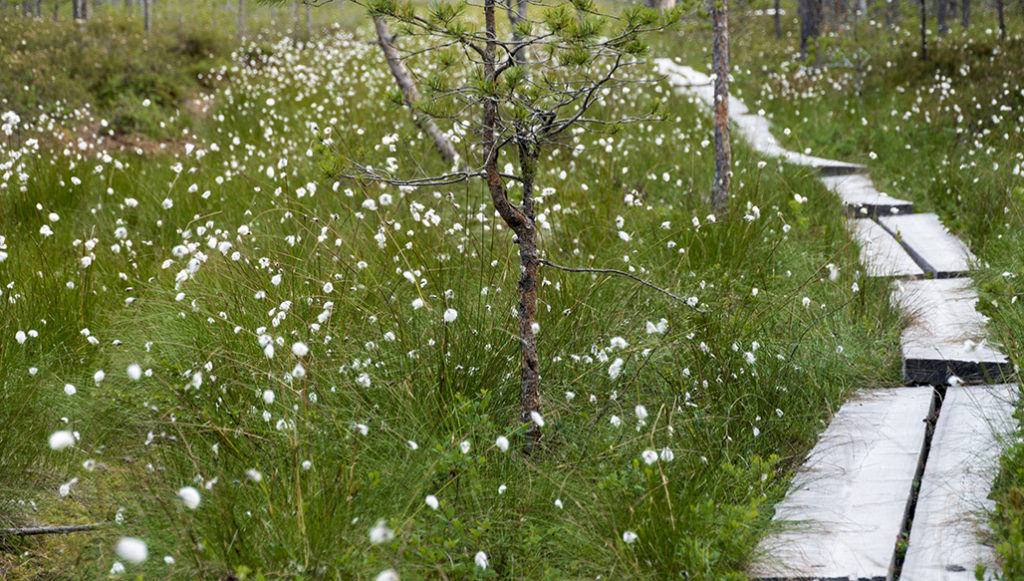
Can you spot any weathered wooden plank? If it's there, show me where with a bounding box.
[821,174,915,218]
[877,213,975,277]
[900,384,1017,581]
[782,151,865,175]
[848,218,925,278]
[750,388,935,581]
[892,279,1013,385]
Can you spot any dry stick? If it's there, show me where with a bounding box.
[373,17,461,167]
[0,524,104,536]
[538,259,708,313]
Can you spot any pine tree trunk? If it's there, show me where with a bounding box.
[143,0,150,34]
[304,1,310,38]
[774,0,782,37]
[711,0,731,215]
[482,0,542,451]
[800,0,822,60]
[507,0,528,69]
[236,0,245,41]
[997,0,1005,39]
[920,0,927,60]
[960,0,969,27]
[937,0,948,33]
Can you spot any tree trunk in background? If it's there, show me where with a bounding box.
[800,0,822,60]
[711,0,731,215]
[143,0,150,34]
[937,0,948,33]
[920,0,927,60]
[774,0,782,37]
[996,0,1005,38]
[53,0,58,20]
[507,0,529,72]
[886,0,898,26]
[305,0,311,38]
[960,0,969,27]
[236,0,245,41]
[290,0,298,42]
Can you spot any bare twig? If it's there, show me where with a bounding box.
[538,258,708,313]
[0,523,104,536]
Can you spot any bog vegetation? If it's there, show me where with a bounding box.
[0,0,1020,578]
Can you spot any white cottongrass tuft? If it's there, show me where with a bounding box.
[641,450,658,465]
[425,495,439,510]
[369,520,394,544]
[64,384,76,396]
[291,342,309,357]
[94,370,105,384]
[375,569,400,581]
[49,430,76,450]
[115,537,148,564]
[459,440,471,454]
[443,308,458,323]
[110,562,125,575]
[622,531,638,544]
[495,436,510,452]
[263,390,275,404]
[245,468,262,482]
[407,440,419,450]
[530,411,545,427]
[177,486,201,510]
[474,551,489,569]
[634,405,648,421]
[412,298,425,310]
[126,363,142,381]
[608,357,624,379]
[660,447,675,462]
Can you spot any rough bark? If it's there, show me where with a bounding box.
[937,0,948,33]
[373,18,460,167]
[711,0,731,215]
[774,0,782,38]
[483,0,541,451]
[799,0,822,60]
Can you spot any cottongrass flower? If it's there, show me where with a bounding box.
[64,384,76,396]
[530,411,545,428]
[126,363,142,381]
[641,450,658,465]
[407,440,419,450]
[622,531,638,544]
[474,551,489,569]
[369,520,394,544]
[459,440,471,454]
[302,460,312,470]
[412,298,424,310]
[608,357,624,379]
[93,370,105,384]
[110,562,125,575]
[291,342,309,357]
[375,569,400,581]
[263,390,275,404]
[245,469,262,482]
[609,415,622,427]
[49,430,76,450]
[443,308,458,323]
[425,495,439,510]
[554,498,564,509]
[177,486,201,510]
[498,484,507,495]
[115,537,148,564]
[495,436,510,452]
[660,447,675,462]
[634,405,648,421]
